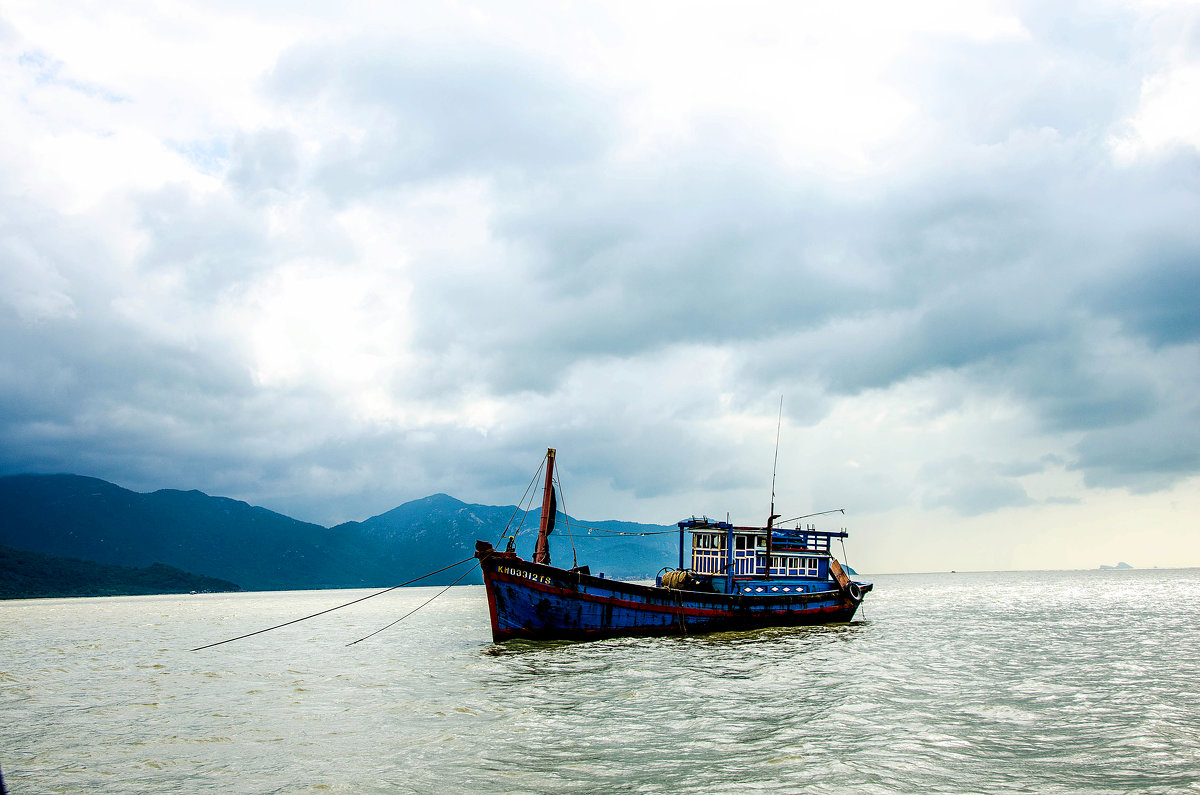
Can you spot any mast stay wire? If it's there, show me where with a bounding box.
[496,455,545,547]
[552,466,579,569]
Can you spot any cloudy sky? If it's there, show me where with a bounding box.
[3,1,1198,573]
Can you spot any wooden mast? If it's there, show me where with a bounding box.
[533,448,556,565]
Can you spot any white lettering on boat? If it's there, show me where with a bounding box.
[499,565,552,585]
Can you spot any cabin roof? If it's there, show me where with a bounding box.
[678,517,849,540]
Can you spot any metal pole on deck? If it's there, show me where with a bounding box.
[678,523,685,571]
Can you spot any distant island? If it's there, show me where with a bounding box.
[0,473,679,598]
[1100,562,1134,570]
[0,544,239,599]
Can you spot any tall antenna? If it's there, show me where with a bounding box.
[770,395,783,512]
[765,395,783,576]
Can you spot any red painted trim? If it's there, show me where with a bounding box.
[486,568,849,620]
[480,562,503,637]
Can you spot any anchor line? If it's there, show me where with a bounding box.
[675,589,688,636]
[346,560,481,646]
[190,555,476,651]
[840,535,866,621]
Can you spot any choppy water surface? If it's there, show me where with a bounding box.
[3,569,1199,793]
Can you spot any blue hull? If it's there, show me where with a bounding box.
[478,548,863,642]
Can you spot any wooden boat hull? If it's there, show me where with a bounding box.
[477,544,864,642]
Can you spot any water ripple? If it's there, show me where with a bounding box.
[2,569,1198,793]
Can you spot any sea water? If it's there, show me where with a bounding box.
[2,569,1198,793]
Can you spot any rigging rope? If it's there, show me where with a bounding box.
[575,525,679,536]
[776,508,845,526]
[552,468,579,568]
[495,450,684,546]
[189,555,476,651]
[496,456,545,547]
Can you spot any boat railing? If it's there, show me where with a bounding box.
[769,529,847,553]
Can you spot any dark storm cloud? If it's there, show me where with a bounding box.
[993,337,1157,433]
[1073,406,1200,492]
[401,145,874,396]
[251,18,1200,514]
[920,456,1035,515]
[731,144,1200,508]
[0,185,349,516]
[1090,238,1200,348]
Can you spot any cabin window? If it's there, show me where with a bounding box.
[691,533,730,574]
[768,555,821,577]
[729,535,754,574]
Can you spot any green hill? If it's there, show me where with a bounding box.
[0,544,240,599]
[0,475,352,590]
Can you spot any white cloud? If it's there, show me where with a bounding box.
[1112,63,1200,161]
[1,0,1199,571]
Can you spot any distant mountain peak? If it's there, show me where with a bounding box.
[0,472,679,592]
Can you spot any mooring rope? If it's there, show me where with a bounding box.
[840,534,867,620]
[345,560,481,646]
[190,555,476,651]
[675,589,688,636]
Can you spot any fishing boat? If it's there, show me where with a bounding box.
[475,448,872,642]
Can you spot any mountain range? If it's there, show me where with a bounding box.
[0,474,679,596]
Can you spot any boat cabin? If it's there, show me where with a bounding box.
[674,517,849,594]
